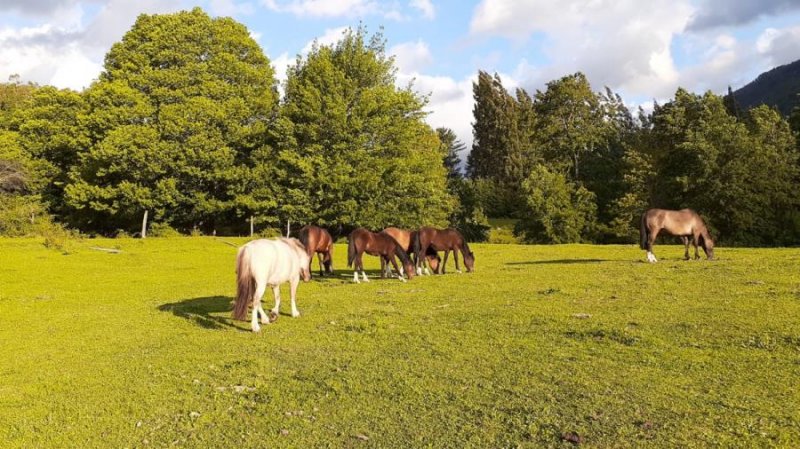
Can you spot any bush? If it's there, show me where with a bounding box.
[0,194,48,236]
[149,222,181,238]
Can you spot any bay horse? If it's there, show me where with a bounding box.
[347,228,416,283]
[298,225,334,277]
[414,227,474,274]
[382,227,440,276]
[232,238,311,332]
[640,208,715,263]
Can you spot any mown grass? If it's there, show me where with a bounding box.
[1,237,799,448]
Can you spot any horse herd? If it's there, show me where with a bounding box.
[233,225,475,332]
[234,208,714,332]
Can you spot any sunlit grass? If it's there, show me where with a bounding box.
[1,237,799,447]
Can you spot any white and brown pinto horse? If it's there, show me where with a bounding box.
[232,238,311,332]
[640,208,715,263]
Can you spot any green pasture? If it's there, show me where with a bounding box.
[1,238,799,448]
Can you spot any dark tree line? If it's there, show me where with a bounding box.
[466,71,800,245]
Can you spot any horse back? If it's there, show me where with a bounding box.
[382,227,412,252]
[644,208,705,236]
[246,239,300,285]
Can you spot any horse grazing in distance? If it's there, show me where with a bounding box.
[347,228,416,283]
[414,227,475,274]
[233,238,311,332]
[382,227,440,276]
[298,225,334,277]
[640,208,715,263]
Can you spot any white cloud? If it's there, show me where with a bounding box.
[390,40,433,73]
[209,0,255,17]
[300,26,348,54]
[262,0,382,18]
[410,0,434,19]
[755,26,800,67]
[469,0,693,99]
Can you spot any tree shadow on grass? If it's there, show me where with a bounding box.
[158,296,245,331]
[506,259,609,265]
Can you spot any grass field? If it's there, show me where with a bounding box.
[1,237,799,448]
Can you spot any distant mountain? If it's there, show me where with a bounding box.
[731,59,800,116]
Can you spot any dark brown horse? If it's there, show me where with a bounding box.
[640,208,715,263]
[414,227,474,274]
[347,228,416,283]
[298,225,334,277]
[382,227,440,276]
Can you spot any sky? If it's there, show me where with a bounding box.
[1,0,799,155]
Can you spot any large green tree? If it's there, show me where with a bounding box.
[65,8,278,234]
[280,27,454,230]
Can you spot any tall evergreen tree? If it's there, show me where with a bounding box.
[436,127,465,180]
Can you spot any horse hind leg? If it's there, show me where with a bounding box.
[270,285,281,317]
[453,248,461,273]
[251,282,268,332]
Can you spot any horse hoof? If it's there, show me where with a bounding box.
[252,325,261,333]
[292,312,300,318]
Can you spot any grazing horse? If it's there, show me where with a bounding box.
[414,227,475,274]
[232,238,311,332]
[298,225,334,277]
[347,228,416,283]
[640,208,715,263]
[382,227,440,276]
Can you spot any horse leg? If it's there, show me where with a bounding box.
[683,237,690,260]
[442,250,450,274]
[646,228,660,263]
[251,282,267,332]
[380,256,388,278]
[270,285,281,316]
[693,232,701,260]
[353,252,361,283]
[358,253,369,282]
[289,278,300,318]
[453,247,462,273]
[317,252,324,276]
[389,255,406,283]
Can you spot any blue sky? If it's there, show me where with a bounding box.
[2,0,800,151]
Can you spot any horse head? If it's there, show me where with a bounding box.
[700,234,715,260]
[464,250,475,272]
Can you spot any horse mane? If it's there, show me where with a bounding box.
[391,237,413,266]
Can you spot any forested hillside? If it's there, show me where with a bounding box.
[731,58,800,116]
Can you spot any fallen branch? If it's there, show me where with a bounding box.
[89,246,122,254]
[216,238,238,248]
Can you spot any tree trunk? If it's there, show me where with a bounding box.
[141,210,149,239]
[250,216,254,237]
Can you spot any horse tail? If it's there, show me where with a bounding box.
[639,212,649,250]
[233,245,254,321]
[347,235,356,268]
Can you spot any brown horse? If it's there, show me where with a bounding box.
[298,225,334,277]
[640,208,715,263]
[347,228,416,283]
[382,227,440,276]
[414,227,474,274]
